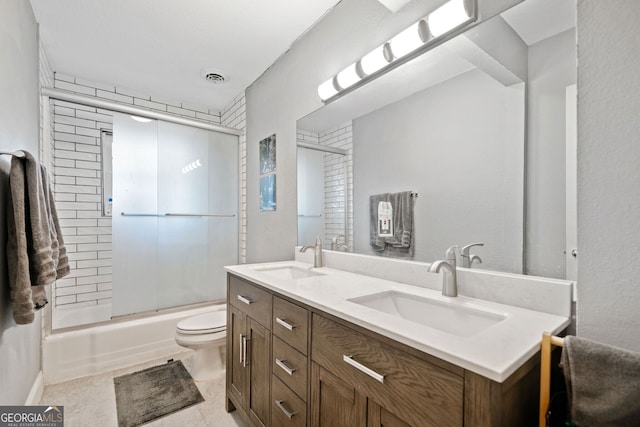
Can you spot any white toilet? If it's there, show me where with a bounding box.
[175,310,226,381]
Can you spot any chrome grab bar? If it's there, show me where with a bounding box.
[343,355,385,383]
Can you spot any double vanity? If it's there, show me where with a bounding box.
[225,251,571,426]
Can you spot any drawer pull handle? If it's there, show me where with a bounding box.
[275,358,296,375]
[275,400,297,419]
[237,295,253,305]
[276,317,296,331]
[343,355,385,383]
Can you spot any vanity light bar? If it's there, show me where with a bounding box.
[318,0,477,102]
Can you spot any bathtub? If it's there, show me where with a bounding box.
[43,303,226,384]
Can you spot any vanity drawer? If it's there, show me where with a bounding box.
[228,275,272,328]
[272,375,307,427]
[273,296,308,354]
[273,336,308,401]
[311,314,464,427]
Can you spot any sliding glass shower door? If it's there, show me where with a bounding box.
[112,113,238,317]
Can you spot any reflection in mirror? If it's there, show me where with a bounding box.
[297,0,576,278]
[297,132,352,250]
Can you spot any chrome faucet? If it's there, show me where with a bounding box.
[460,242,484,268]
[331,235,346,251]
[428,245,458,297]
[300,236,323,268]
[331,235,349,252]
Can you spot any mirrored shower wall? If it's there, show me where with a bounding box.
[112,113,238,317]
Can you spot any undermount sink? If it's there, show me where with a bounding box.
[348,290,507,337]
[254,264,325,280]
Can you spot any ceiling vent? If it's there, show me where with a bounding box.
[201,69,226,84]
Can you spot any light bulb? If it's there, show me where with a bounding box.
[427,0,471,38]
[336,63,361,90]
[318,77,339,101]
[360,43,391,75]
[389,20,427,58]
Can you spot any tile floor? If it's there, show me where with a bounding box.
[40,350,248,427]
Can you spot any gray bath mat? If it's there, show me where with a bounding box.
[114,360,204,427]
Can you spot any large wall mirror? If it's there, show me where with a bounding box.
[297,0,576,279]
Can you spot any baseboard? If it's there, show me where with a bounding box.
[25,371,44,405]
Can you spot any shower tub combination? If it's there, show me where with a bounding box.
[43,304,226,384]
[43,98,240,384]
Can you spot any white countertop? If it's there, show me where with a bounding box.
[225,260,570,382]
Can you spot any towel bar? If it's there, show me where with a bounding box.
[540,332,565,427]
[121,212,236,218]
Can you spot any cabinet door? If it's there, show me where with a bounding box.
[367,402,410,427]
[311,362,366,427]
[248,317,272,427]
[228,305,248,405]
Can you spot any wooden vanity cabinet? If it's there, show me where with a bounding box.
[226,273,541,427]
[227,275,273,427]
[271,296,310,427]
[311,313,464,427]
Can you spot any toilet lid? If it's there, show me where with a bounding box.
[177,311,226,335]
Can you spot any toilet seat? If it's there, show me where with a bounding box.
[176,311,226,335]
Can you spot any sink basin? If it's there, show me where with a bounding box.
[348,290,507,337]
[254,265,325,280]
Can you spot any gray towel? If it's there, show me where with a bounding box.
[561,336,640,426]
[41,164,70,279]
[6,151,69,324]
[369,191,414,257]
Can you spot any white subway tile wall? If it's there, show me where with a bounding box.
[49,73,246,313]
[221,93,247,263]
[39,40,54,165]
[296,122,353,248]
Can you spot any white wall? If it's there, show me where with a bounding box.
[525,29,576,278]
[353,69,523,271]
[577,1,640,350]
[0,0,42,405]
[245,0,521,262]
